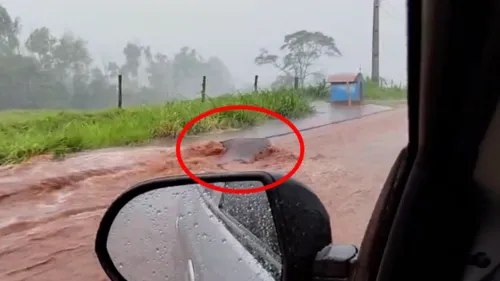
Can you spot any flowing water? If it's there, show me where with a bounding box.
[0,102,394,281]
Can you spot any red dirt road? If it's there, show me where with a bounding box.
[0,107,407,281]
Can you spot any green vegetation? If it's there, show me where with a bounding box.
[363,80,407,101]
[0,79,406,165]
[0,5,237,111]
[0,5,407,165]
[298,79,407,103]
[255,30,341,88]
[0,89,313,164]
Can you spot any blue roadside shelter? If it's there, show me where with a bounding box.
[328,72,364,105]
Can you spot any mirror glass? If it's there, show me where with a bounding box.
[106,181,281,281]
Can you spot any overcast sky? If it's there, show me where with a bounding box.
[2,0,406,87]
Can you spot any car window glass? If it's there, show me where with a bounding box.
[218,187,280,256]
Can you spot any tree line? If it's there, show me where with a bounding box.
[0,5,236,110]
[0,4,341,110]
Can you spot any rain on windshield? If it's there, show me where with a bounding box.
[0,0,408,280]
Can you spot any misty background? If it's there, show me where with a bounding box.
[0,0,406,110]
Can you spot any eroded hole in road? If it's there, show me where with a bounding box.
[217,137,272,164]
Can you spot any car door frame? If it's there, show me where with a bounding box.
[217,190,282,258]
[353,1,500,281]
[199,187,282,279]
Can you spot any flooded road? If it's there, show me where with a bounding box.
[0,104,406,281]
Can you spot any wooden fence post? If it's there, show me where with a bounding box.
[201,76,206,102]
[294,77,299,89]
[118,74,123,109]
[254,75,259,92]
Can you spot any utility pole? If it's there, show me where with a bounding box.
[371,0,380,83]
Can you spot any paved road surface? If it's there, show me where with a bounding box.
[0,106,407,281]
[145,102,391,146]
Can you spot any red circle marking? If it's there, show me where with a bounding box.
[175,105,305,194]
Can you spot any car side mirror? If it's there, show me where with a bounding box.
[94,171,332,281]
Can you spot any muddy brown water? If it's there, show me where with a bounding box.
[218,138,272,164]
[0,103,402,281]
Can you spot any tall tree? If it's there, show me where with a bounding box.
[52,32,91,78]
[255,30,341,87]
[0,5,21,56]
[143,45,172,99]
[171,46,204,96]
[122,43,142,79]
[25,27,57,69]
[204,56,235,94]
[0,4,236,110]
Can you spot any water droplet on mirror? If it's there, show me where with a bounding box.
[193,222,199,227]
[221,238,227,243]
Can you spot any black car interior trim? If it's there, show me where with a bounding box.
[376,1,500,281]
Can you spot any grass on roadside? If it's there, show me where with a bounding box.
[364,80,407,100]
[298,79,407,102]
[0,89,313,164]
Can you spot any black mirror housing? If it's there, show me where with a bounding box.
[95,171,332,281]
